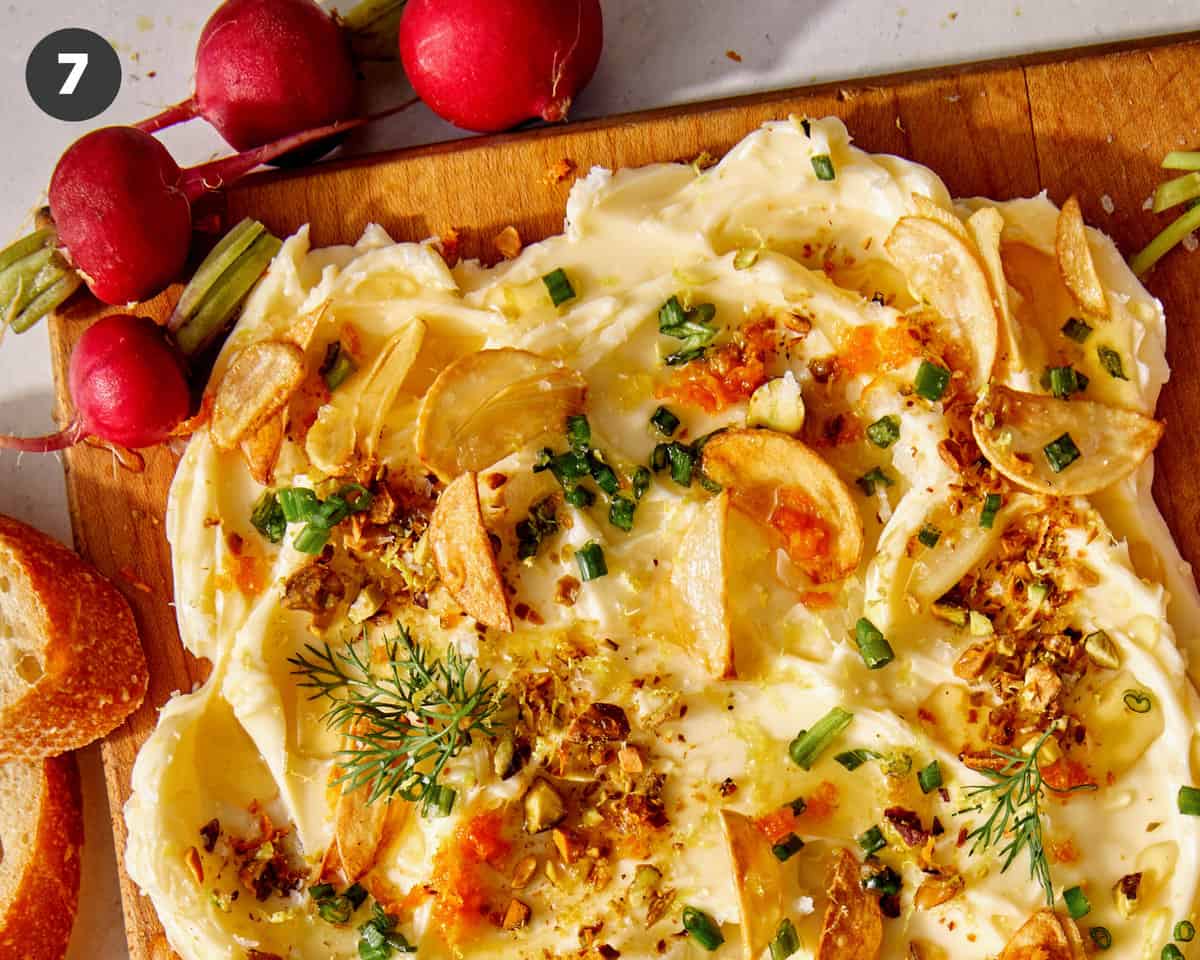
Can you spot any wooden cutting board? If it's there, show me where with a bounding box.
[46,34,1200,960]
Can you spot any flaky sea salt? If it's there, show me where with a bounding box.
[1101,194,1115,214]
[1183,232,1198,253]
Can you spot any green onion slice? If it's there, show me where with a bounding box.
[771,833,805,862]
[914,360,951,402]
[564,485,596,508]
[863,866,902,895]
[294,523,332,555]
[1043,365,1088,399]
[320,341,357,392]
[811,154,836,181]
[609,495,636,532]
[856,467,893,497]
[1178,785,1200,816]
[1175,920,1196,942]
[835,748,882,771]
[1123,689,1153,714]
[918,760,943,794]
[866,415,901,448]
[251,491,286,544]
[1097,346,1129,380]
[769,918,801,960]
[589,454,620,495]
[979,492,1002,529]
[853,617,895,669]
[858,825,886,855]
[789,707,853,769]
[682,907,724,951]
[1130,201,1200,276]
[1163,945,1185,960]
[918,524,941,548]
[1061,317,1093,342]
[632,466,651,501]
[576,541,607,581]
[542,268,576,306]
[567,414,591,451]
[667,442,696,487]
[1043,433,1081,473]
[1089,926,1112,950]
[651,405,681,436]
[1063,885,1091,920]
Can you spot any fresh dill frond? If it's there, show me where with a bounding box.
[289,626,505,806]
[957,725,1096,905]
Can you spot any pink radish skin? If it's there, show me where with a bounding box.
[400,0,603,133]
[0,315,190,452]
[48,114,370,306]
[139,0,357,153]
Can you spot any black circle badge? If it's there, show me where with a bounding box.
[26,28,122,122]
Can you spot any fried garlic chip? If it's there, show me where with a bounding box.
[719,809,784,960]
[910,193,971,245]
[999,909,1086,960]
[670,492,734,679]
[966,205,1021,383]
[816,848,882,960]
[210,340,306,451]
[972,384,1162,496]
[429,472,513,632]
[885,215,999,391]
[240,412,284,486]
[1056,196,1110,320]
[701,429,863,584]
[416,348,587,481]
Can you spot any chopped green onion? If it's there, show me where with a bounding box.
[835,748,882,771]
[769,918,800,960]
[422,784,457,818]
[650,443,670,472]
[1130,201,1200,276]
[1089,926,1112,950]
[278,487,321,523]
[564,485,596,508]
[853,617,894,669]
[667,442,695,487]
[1178,785,1200,815]
[1061,317,1093,342]
[787,797,807,816]
[309,883,336,901]
[918,760,943,794]
[682,906,724,951]
[320,341,357,391]
[650,405,681,436]
[344,883,368,909]
[1097,346,1128,380]
[1043,365,1088,399]
[1063,885,1091,920]
[789,707,853,769]
[1084,630,1121,669]
[917,524,941,548]
[979,493,1002,529]
[1043,433,1081,473]
[576,541,607,581]
[567,414,591,451]
[734,248,760,270]
[1163,150,1200,171]
[811,154,836,181]
[658,295,688,332]
[856,467,893,497]
[1175,921,1196,942]
[542,268,576,306]
[866,415,901,448]
[589,454,620,495]
[914,360,951,402]
[1163,946,1185,960]
[318,896,354,924]
[858,825,886,855]
[771,833,805,861]
[609,495,636,532]
[1123,689,1153,714]
[251,491,286,544]
[516,497,559,561]
[1154,171,1200,213]
[632,466,651,500]
[863,866,902,896]
[294,523,332,555]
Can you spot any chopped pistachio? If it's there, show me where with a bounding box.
[1085,630,1121,669]
[523,778,566,834]
[968,610,994,636]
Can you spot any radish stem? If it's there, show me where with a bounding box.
[135,96,200,135]
[1153,172,1200,213]
[169,218,265,332]
[1162,151,1200,171]
[0,228,54,273]
[10,272,82,334]
[1130,202,1200,276]
[340,0,408,60]
[0,419,85,453]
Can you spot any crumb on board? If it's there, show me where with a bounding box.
[542,158,577,185]
[494,225,522,260]
[435,227,462,266]
[725,49,742,62]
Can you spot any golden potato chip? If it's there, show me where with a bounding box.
[998,909,1086,960]
[966,205,1021,383]
[670,492,734,679]
[701,429,863,584]
[817,848,882,960]
[416,348,587,481]
[719,809,784,960]
[885,215,998,391]
[910,193,971,245]
[1055,196,1110,320]
[333,781,389,883]
[239,412,284,486]
[428,472,513,632]
[972,384,1162,496]
[210,340,306,451]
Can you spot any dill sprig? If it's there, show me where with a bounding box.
[958,726,1096,905]
[289,626,504,806]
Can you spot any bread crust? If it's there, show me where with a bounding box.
[0,754,84,960]
[0,515,148,760]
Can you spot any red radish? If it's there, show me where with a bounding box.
[138,0,357,155]
[399,0,604,133]
[48,114,368,306]
[0,315,190,452]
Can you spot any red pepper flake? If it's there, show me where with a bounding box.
[725,49,743,62]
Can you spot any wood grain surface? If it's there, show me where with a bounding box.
[45,34,1200,960]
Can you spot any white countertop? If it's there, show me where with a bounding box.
[0,2,1195,957]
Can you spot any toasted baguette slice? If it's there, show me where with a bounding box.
[0,515,148,760]
[0,754,83,960]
